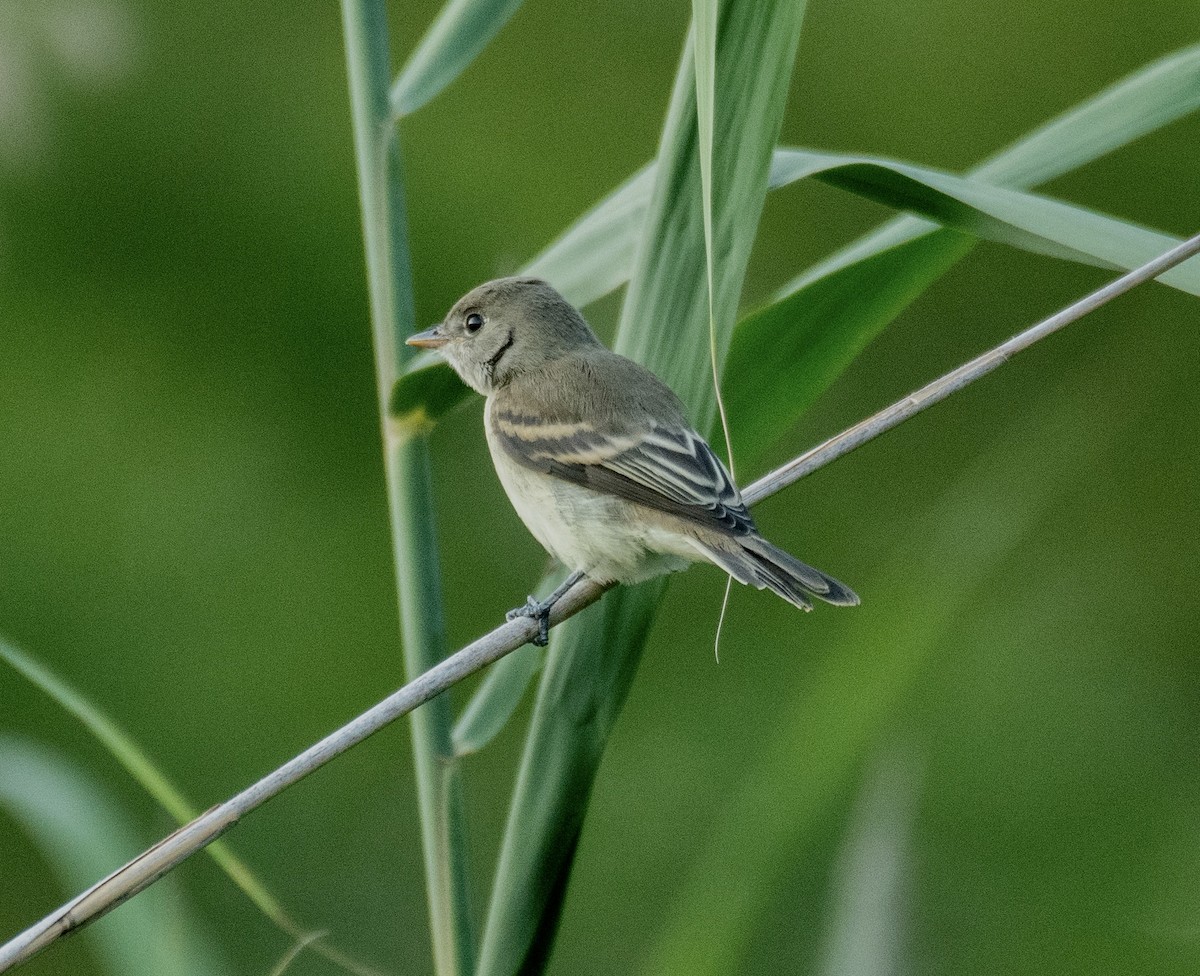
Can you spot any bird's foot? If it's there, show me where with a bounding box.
[505,571,585,647]
[507,595,553,646]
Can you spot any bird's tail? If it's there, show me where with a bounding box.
[692,534,859,611]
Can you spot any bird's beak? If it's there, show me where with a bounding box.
[406,325,449,349]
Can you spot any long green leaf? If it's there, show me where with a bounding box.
[395,153,1189,429]
[390,0,526,117]
[0,737,228,976]
[477,4,809,974]
[783,42,1200,296]
[723,231,975,462]
[693,0,735,473]
[785,150,1197,285]
[645,392,1123,975]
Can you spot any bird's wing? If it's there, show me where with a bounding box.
[489,407,755,536]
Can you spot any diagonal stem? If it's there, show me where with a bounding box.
[2,230,1197,974]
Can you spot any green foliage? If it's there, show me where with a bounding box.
[390,44,1200,441]
[343,2,474,973]
[644,392,1120,975]
[3,4,1199,976]
[0,638,282,918]
[0,738,227,976]
[391,0,527,117]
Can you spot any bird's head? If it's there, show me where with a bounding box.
[407,276,600,394]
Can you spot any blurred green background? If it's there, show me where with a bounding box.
[2,0,1199,974]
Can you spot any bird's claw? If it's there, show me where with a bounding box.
[506,595,551,646]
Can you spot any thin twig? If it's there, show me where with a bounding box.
[2,231,1197,973]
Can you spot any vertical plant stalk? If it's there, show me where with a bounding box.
[479,5,808,974]
[340,3,475,974]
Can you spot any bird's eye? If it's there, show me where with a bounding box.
[465,312,485,334]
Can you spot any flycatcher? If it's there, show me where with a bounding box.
[408,276,858,645]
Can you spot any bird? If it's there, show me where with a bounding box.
[407,276,858,645]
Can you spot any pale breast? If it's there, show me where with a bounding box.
[483,397,694,583]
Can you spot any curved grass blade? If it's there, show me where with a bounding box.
[777,150,1196,285]
[390,0,526,118]
[786,42,1200,296]
[972,41,1200,187]
[0,737,229,976]
[0,637,389,976]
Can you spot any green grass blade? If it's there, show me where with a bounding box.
[343,1,475,973]
[0,638,276,911]
[524,163,655,309]
[692,0,735,473]
[1,637,194,825]
[723,230,975,462]
[694,0,717,283]
[477,5,809,974]
[0,737,229,976]
[972,41,1200,187]
[0,637,389,976]
[0,640,281,922]
[775,150,1197,286]
[450,643,542,755]
[815,749,921,976]
[390,0,526,117]
[786,42,1200,296]
[645,393,1122,976]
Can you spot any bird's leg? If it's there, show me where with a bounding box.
[506,570,585,647]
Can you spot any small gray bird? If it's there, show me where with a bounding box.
[408,276,858,645]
